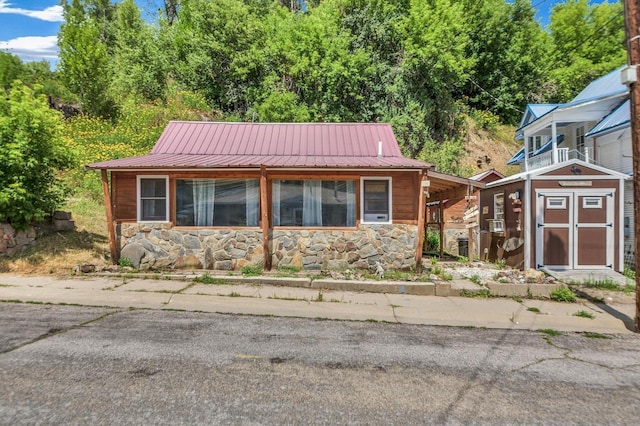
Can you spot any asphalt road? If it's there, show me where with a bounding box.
[1,303,639,425]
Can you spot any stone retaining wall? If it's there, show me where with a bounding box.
[0,223,36,256]
[0,211,75,257]
[119,223,418,271]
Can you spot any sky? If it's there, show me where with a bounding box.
[0,0,609,66]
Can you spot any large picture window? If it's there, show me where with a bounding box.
[138,176,168,222]
[176,179,259,227]
[362,178,391,223]
[272,180,355,227]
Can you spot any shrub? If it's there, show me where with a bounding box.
[550,286,576,303]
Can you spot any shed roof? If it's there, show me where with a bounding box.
[87,122,432,170]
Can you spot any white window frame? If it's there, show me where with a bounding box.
[493,193,504,220]
[137,175,169,222]
[583,197,602,209]
[360,177,392,224]
[547,197,567,210]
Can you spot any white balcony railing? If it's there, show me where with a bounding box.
[525,147,591,171]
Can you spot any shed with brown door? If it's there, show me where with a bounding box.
[479,159,628,271]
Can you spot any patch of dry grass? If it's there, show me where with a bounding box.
[0,198,110,275]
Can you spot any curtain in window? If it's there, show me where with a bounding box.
[193,179,215,226]
[272,180,281,226]
[246,179,259,227]
[346,180,355,227]
[303,180,322,226]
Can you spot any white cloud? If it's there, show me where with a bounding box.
[0,1,64,22]
[0,35,59,61]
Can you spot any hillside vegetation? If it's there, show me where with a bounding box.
[0,0,627,231]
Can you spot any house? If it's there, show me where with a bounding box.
[484,67,632,271]
[87,122,482,271]
[426,169,504,259]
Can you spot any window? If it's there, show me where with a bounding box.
[576,126,585,153]
[547,197,567,209]
[138,176,169,222]
[272,180,356,227]
[362,178,391,223]
[528,135,543,155]
[583,197,602,209]
[175,179,259,226]
[493,193,504,220]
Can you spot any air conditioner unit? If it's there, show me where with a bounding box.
[364,213,389,222]
[488,219,504,233]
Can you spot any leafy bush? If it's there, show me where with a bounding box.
[550,287,576,303]
[0,82,74,229]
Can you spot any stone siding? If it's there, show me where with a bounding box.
[119,223,418,271]
[119,224,264,270]
[272,225,418,271]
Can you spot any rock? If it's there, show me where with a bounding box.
[175,255,203,269]
[525,268,545,283]
[53,211,72,220]
[120,243,148,269]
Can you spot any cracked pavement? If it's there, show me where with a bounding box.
[1,303,639,424]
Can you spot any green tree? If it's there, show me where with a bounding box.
[547,0,626,101]
[462,0,551,124]
[397,0,473,153]
[111,0,168,102]
[169,0,265,113]
[0,82,73,228]
[58,0,117,117]
[0,52,25,92]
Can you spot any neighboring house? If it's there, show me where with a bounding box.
[483,67,632,271]
[427,169,504,259]
[87,122,481,271]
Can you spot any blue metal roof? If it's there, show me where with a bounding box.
[506,147,525,165]
[532,135,565,156]
[506,135,565,165]
[585,99,629,137]
[516,67,628,134]
[568,66,627,106]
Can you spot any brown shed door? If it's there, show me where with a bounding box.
[536,190,614,270]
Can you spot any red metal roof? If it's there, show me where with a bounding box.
[86,122,432,170]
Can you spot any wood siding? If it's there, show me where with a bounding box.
[110,169,422,224]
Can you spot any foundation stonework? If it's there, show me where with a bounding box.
[118,223,418,271]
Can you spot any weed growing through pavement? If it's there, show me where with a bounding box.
[527,307,541,313]
[538,328,561,337]
[241,264,262,277]
[192,273,227,285]
[460,289,491,298]
[582,332,610,339]
[573,310,594,319]
[314,290,324,302]
[469,274,482,285]
[550,287,576,302]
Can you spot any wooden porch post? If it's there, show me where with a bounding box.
[260,166,272,270]
[439,202,444,258]
[101,169,118,264]
[415,171,428,272]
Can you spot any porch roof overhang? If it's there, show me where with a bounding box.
[518,92,628,137]
[424,170,486,202]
